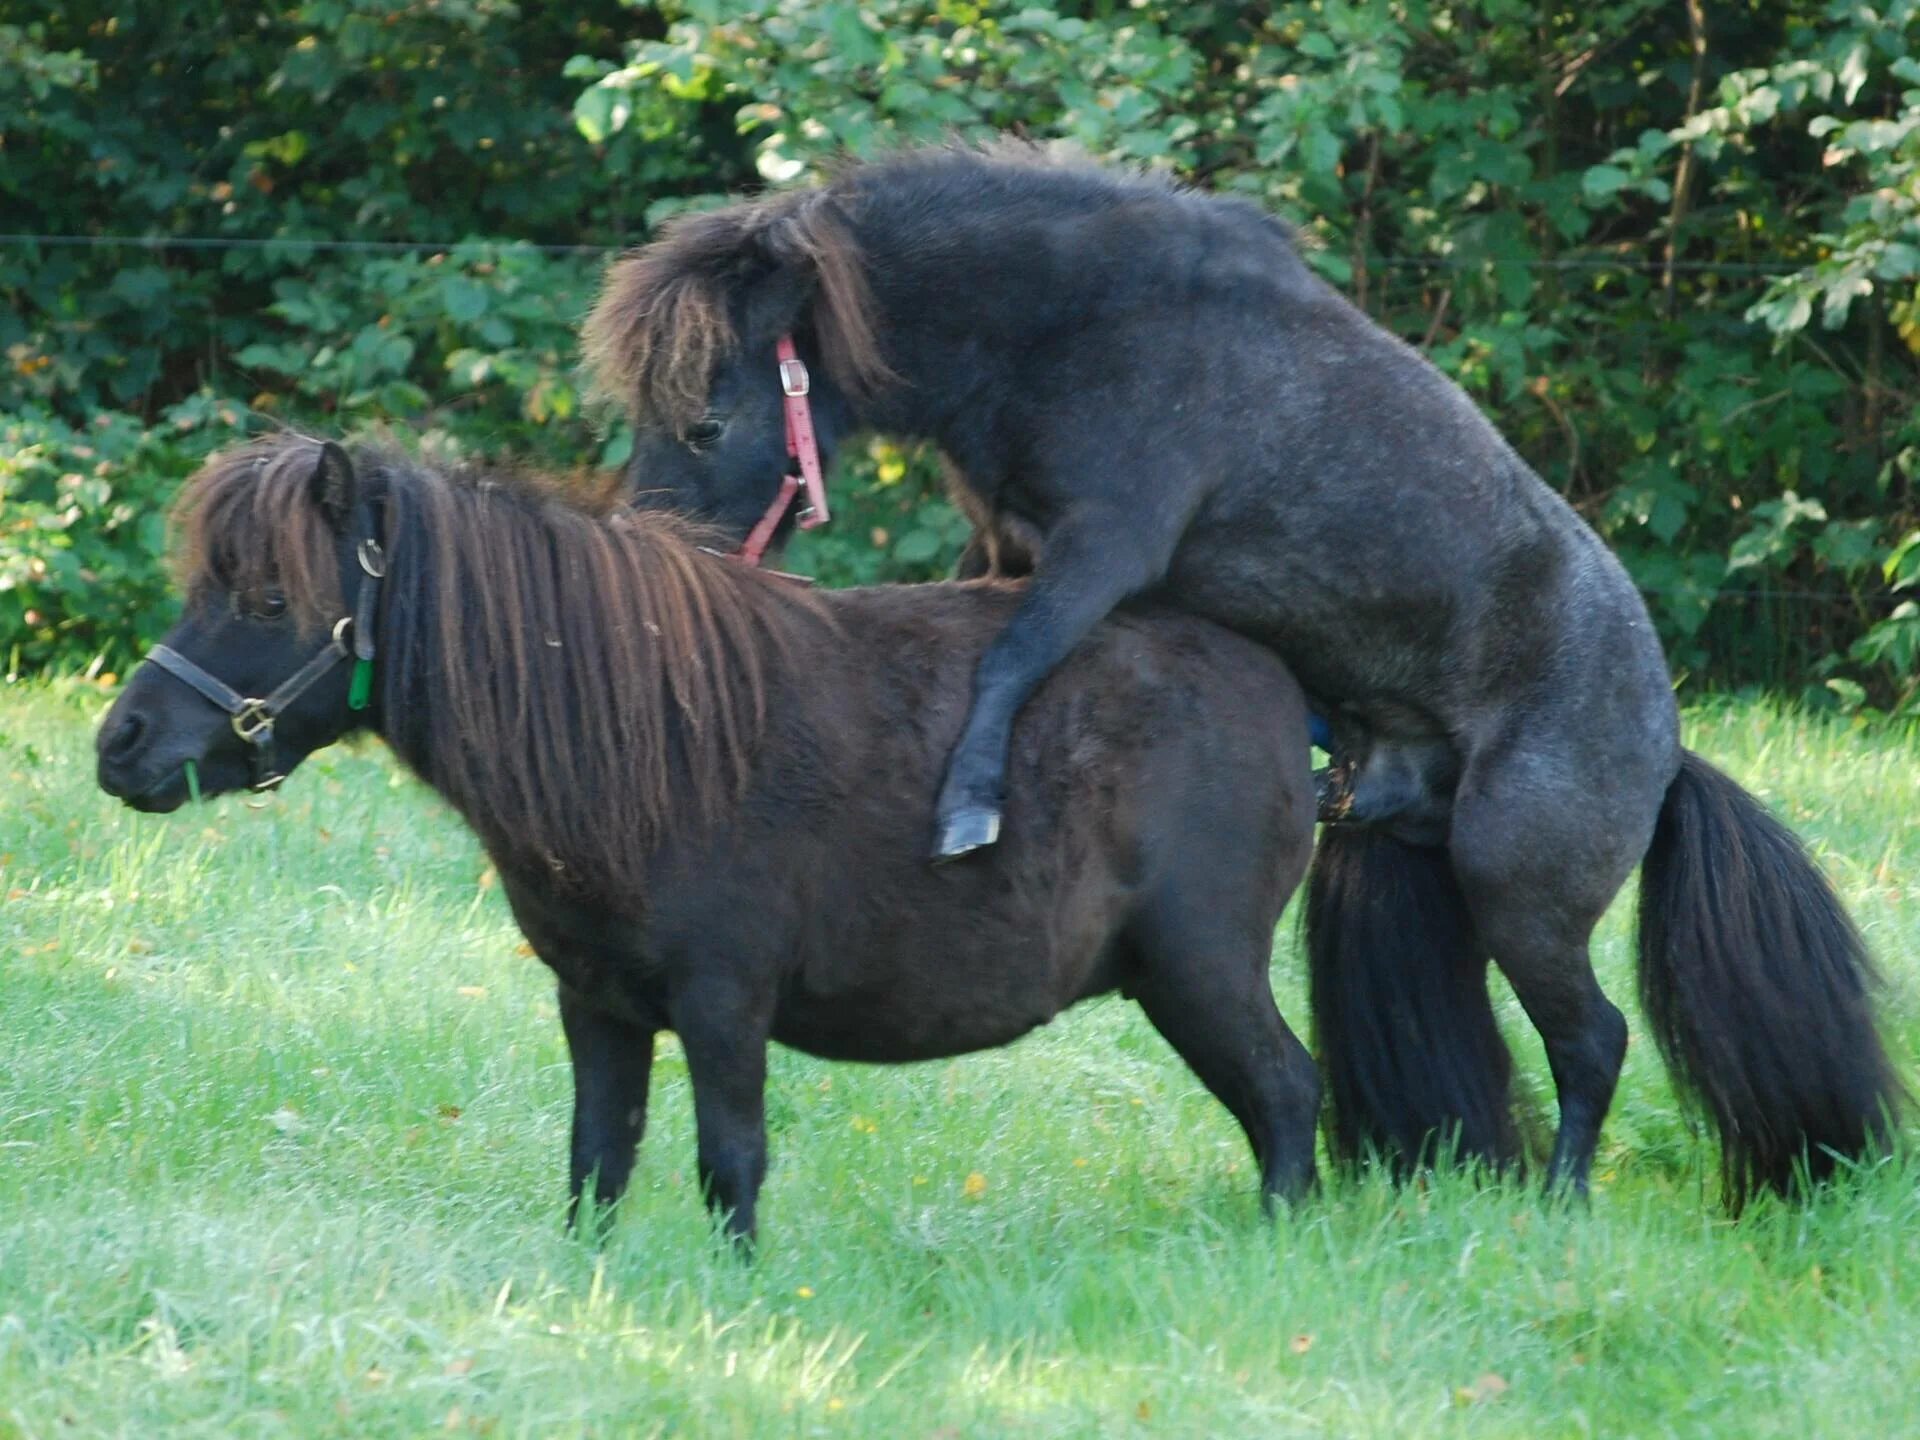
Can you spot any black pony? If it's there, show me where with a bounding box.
[95,436,1323,1243]
[582,142,1902,1205]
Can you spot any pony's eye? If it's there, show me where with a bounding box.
[683,418,725,451]
[232,590,288,621]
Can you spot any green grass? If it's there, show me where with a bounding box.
[2,683,1918,1439]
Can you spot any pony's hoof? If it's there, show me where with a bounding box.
[933,806,1001,861]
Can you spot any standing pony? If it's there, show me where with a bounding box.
[95,436,1323,1244]
[581,142,1901,1204]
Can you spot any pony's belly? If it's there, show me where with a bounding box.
[768,1005,1061,1064]
[768,946,1121,1064]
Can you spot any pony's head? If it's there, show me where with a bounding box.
[99,432,825,898]
[97,438,376,809]
[582,187,891,548]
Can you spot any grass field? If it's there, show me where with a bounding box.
[2,682,1918,1438]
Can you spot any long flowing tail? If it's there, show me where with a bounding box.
[1637,749,1904,1206]
[1305,827,1520,1173]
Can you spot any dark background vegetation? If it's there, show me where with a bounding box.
[4,0,1917,709]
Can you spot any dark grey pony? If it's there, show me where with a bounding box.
[580,143,1901,1206]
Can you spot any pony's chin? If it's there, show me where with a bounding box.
[123,783,189,815]
[107,764,195,814]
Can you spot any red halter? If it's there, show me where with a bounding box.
[736,334,831,568]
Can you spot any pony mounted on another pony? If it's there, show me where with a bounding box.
[583,141,1903,1207]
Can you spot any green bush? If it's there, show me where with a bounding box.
[1,1,695,674]
[2,402,190,678]
[4,1,1917,709]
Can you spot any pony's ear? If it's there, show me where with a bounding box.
[309,441,358,530]
[740,199,836,340]
[740,255,816,347]
[739,195,891,402]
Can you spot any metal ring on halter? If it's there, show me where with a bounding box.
[358,538,386,578]
[330,615,354,653]
[231,703,274,743]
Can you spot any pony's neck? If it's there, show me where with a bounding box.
[839,258,1013,467]
[364,520,488,826]
[842,183,1097,464]
[359,469,797,899]
[831,159,1305,473]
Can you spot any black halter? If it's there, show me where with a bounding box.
[143,516,386,792]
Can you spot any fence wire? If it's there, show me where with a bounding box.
[0,230,1803,275]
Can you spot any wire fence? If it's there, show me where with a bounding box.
[0,230,1806,276]
[0,232,612,257]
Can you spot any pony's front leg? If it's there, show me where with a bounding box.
[558,983,656,1230]
[673,978,773,1250]
[934,499,1183,859]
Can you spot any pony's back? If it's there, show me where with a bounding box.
[647,578,1316,1064]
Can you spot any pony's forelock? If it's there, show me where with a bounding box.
[581,188,893,429]
[169,437,346,636]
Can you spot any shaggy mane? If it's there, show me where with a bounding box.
[171,434,828,899]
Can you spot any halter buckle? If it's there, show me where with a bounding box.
[357,538,387,579]
[231,702,274,744]
[778,355,810,397]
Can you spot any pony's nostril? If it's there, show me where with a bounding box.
[103,711,147,761]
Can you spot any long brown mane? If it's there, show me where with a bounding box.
[171,435,827,899]
[581,186,893,430]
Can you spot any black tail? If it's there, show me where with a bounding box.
[1305,827,1521,1174]
[1637,750,1904,1207]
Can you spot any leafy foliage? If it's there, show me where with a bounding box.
[3,402,196,678]
[5,1,1918,707]
[0,0,703,673]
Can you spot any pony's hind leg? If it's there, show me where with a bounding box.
[1127,912,1322,1207]
[558,984,656,1229]
[1450,747,1667,1194]
[1481,919,1623,1195]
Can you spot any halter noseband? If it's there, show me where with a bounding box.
[736,334,831,568]
[142,516,386,792]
